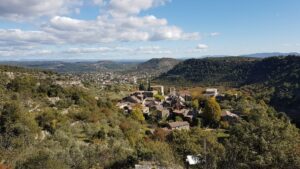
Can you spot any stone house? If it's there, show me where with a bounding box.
[167,121,190,130]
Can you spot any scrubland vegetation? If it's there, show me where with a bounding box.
[0,62,299,169]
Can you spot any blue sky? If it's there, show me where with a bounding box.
[0,0,300,60]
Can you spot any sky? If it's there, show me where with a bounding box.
[0,0,300,61]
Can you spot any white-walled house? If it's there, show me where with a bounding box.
[204,88,219,97]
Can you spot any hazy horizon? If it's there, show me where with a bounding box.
[0,51,299,62]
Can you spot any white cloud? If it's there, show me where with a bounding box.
[0,45,171,57]
[107,0,170,17]
[75,8,81,14]
[0,29,58,46]
[150,26,199,41]
[185,44,209,53]
[196,44,208,49]
[0,0,198,44]
[135,46,171,54]
[210,32,220,37]
[63,46,171,55]
[49,16,86,30]
[122,15,167,28]
[0,0,200,59]
[0,47,53,57]
[0,0,83,20]
[40,14,198,43]
[64,47,113,54]
[93,0,104,5]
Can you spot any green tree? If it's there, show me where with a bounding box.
[136,141,176,166]
[203,98,221,126]
[0,101,39,162]
[192,99,199,110]
[168,128,225,168]
[131,106,145,122]
[154,94,164,101]
[222,110,300,169]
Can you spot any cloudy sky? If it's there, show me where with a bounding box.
[0,0,300,60]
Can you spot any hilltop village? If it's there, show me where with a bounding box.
[118,85,240,132]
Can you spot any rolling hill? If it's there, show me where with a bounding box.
[0,60,138,73]
[241,52,300,58]
[135,57,181,75]
[157,56,300,126]
[0,58,180,74]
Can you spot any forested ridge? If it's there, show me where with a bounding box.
[158,56,300,126]
[158,57,258,86]
[159,56,299,86]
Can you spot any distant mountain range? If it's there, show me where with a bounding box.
[198,52,300,59]
[0,58,181,75]
[241,52,300,58]
[1,52,299,73]
[0,60,138,73]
